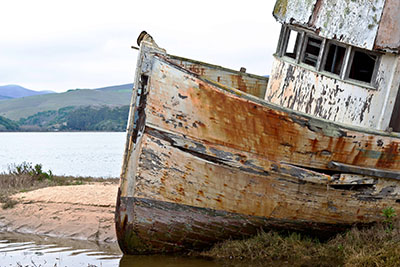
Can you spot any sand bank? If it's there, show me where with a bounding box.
[0,183,118,243]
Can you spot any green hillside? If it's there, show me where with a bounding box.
[0,115,19,131]
[95,83,133,92]
[18,105,130,132]
[0,85,132,120]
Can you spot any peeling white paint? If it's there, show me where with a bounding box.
[273,0,386,50]
[266,54,398,130]
[273,0,318,26]
[313,0,385,50]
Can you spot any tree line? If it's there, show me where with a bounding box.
[0,105,130,132]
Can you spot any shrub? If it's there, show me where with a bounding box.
[8,162,53,181]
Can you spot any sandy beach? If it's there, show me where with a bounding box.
[0,182,118,243]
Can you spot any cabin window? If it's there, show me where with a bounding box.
[348,50,378,84]
[277,25,381,88]
[323,42,346,75]
[301,36,322,67]
[283,29,302,59]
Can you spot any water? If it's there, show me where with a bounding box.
[0,132,126,178]
[0,233,224,267]
[0,232,121,267]
[0,132,261,266]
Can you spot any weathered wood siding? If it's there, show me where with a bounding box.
[266,55,400,130]
[144,55,400,171]
[375,0,400,53]
[116,127,400,253]
[167,55,268,99]
[273,0,317,27]
[273,0,400,52]
[116,44,400,253]
[133,129,400,222]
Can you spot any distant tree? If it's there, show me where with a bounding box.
[0,116,19,131]
[17,105,129,131]
[65,105,129,131]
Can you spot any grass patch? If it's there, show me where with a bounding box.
[202,219,400,266]
[0,195,18,209]
[0,162,118,209]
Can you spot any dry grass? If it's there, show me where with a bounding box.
[202,220,400,267]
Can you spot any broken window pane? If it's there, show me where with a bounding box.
[324,43,346,75]
[302,37,322,67]
[284,29,301,59]
[349,51,377,83]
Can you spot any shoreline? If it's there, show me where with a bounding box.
[1,177,400,267]
[0,182,118,244]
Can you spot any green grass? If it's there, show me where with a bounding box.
[202,220,400,267]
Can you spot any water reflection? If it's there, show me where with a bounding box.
[119,255,221,267]
[0,232,121,266]
[0,232,221,267]
[0,232,267,267]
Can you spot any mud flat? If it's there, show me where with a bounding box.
[0,183,118,243]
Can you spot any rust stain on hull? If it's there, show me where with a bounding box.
[116,35,400,255]
[147,55,400,171]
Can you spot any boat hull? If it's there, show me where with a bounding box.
[116,40,400,254]
[116,194,353,254]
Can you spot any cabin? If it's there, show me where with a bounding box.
[267,0,400,132]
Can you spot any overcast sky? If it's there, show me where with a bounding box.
[1,0,281,92]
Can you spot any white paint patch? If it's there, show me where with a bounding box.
[266,54,398,130]
[274,0,318,26]
[273,0,386,50]
[314,0,385,50]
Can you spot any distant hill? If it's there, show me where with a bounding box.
[0,83,133,120]
[94,83,133,92]
[0,95,13,101]
[0,85,54,99]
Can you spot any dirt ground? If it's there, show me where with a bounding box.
[0,182,118,243]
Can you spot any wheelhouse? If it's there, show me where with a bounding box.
[267,0,400,132]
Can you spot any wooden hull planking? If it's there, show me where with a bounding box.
[116,41,400,254]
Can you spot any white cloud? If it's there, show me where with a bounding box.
[0,0,280,92]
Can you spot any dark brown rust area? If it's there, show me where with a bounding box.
[115,189,153,255]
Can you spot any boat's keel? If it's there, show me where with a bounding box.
[115,189,355,254]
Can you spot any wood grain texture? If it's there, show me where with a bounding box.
[116,41,400,254]
[116,195,353,254]
[146,55,400,171]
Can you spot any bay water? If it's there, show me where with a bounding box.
[0,132,126,178]
[0,233,223,267]
[0,132,242,266]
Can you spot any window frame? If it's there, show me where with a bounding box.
[276,25,381,89]
[278,25,304,63]
[345,47,381,87]
[300,34,325,68]
[321,40,348,77]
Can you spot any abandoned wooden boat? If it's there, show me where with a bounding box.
[116,0,400,254]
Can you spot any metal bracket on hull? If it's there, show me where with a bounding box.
[328,161,400,180]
